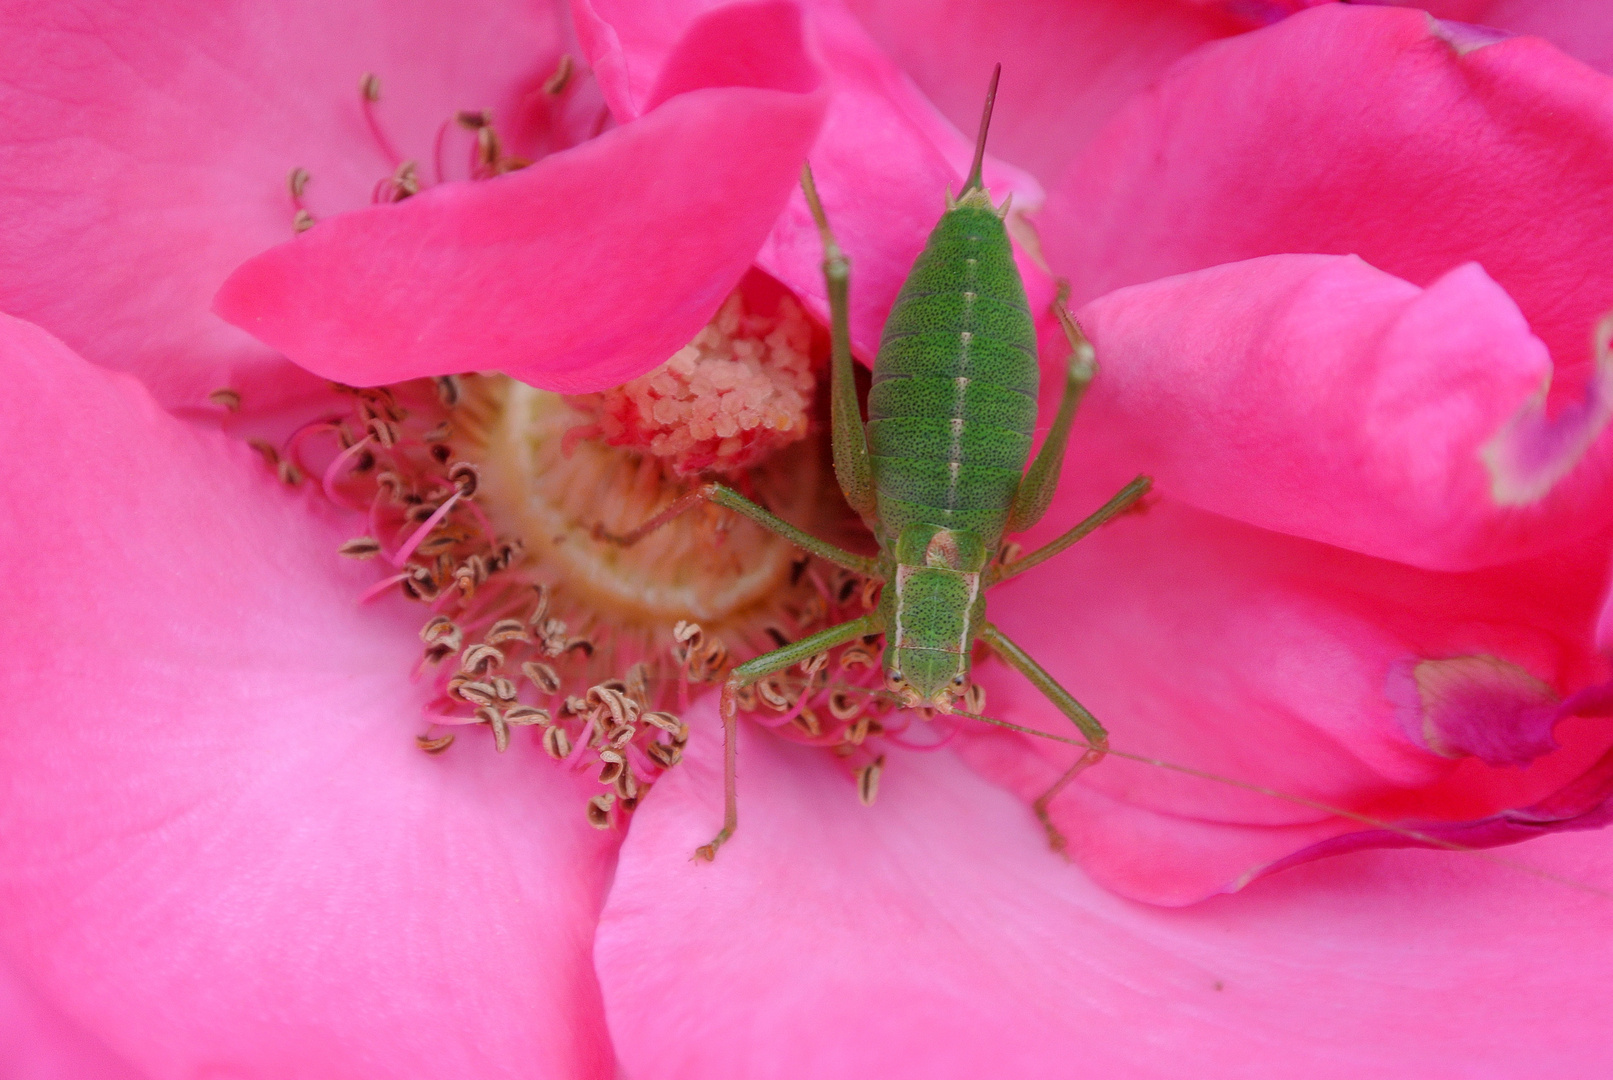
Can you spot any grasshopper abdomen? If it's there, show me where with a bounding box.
[866,200,1038,548]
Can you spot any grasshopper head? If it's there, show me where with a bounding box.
[883,646,969,712]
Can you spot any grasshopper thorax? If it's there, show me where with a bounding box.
[879,525,990,711]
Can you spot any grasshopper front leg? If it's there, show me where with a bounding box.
[698,612,882,860]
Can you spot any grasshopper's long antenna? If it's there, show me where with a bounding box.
[952,707,1613,902]
[961,62,1001,196]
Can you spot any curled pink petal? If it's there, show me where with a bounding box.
[1255,742,1613,883]
[1417,0,1613,75]
[217,1,827,392]
[1076,254,1613,570]
[577,0,1051,362]
[0,313,616,1077]
[0,0,564,406]
[597,698,1613,1075]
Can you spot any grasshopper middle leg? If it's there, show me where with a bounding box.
[596,480,877,577]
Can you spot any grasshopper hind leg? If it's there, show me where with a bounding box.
[978,622,1110,854]
[1031,742,1107,854]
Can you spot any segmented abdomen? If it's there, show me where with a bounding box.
[867,203,1037,548]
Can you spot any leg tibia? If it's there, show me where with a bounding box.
[693,612,882,861]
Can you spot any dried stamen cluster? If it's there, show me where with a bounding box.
[239,367,978,814]
[241,376,713,827]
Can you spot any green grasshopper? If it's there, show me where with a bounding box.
[607,67,1150,859]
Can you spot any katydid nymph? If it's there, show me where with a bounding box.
[607,66,1151,860]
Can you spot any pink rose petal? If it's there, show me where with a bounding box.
[845,0,1244,185]
[0,313,616,1077]
[0,0,564,406]
[1042,3,1613,396]
[576,0,1053,363]
[217,1,828,393]
[596,699,1613,1076]
[961,493,1610,902]
[1074,254,1613,570]
[0,961,142,1080]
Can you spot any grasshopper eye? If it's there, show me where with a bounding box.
[951,674,967,688]
[884,671,906,692]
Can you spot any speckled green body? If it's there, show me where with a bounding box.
[862,199,1037,692]
[866,203,1038,551]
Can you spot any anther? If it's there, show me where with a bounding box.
[647,740,682,768]
[586,793,615,829]
[288,167,310,202]
[460,643,504,674]
[293,210,316,234]
[478,706,510,752]
[836,577,859,605]
[529,584,552,629]
[420,615,463,658]
[367,417,399,447]
[454,680,499,706]
[475,125,500,172]
[856,755,886,806]
[448,461,480,495]
[828,689,864,721]
[434,376,461,407]
[505,705,550,726]
[340,536,382,559]
[400,565,440,601]
[209,388,242,411]
[392,160,420,200]
[486,618,529,645]
[964,683,987,714]
[522,660,562,694]
[643,711,682,735]
[614,768,639,802]
[840,647,875,670]
[757,676,791,711]
[543,54,575,95]
[542,724,572,760]
[416,733,455,754]
[588,685,634,725]
[492,677,518,701]
[598,750,625,785]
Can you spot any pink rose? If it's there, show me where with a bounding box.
[4,1,1613,1076]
